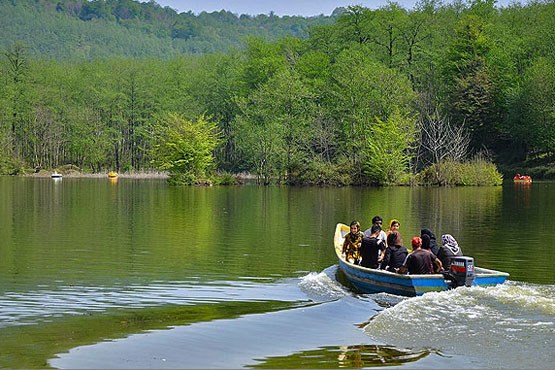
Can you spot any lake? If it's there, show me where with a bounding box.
[0,177,553,368]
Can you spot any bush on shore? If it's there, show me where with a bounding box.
[416,158,503,186]
[287,158,353,186]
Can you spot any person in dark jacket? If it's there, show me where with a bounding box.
[421,234,441,272]
[360,224,386,268]
[399,237,443,275]
[381,231,408,273]
[420,228,440,256]
[437,234,463,269]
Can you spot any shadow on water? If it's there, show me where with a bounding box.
[250,344,430,368]
[0,300,306,369]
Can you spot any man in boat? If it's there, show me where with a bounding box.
[364,216,387,245]
[359,224,386,268]
[398,237,443,274]
[342,221,364,264]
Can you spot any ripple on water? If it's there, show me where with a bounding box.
[0,278,312,328]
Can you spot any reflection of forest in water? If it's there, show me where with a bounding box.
[251,344,430,368]
[0,179,553,369]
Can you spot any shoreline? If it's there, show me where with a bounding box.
[22,171,257,181]
[25,171,170,179]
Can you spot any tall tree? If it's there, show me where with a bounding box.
[3,43,30,159]
[444,14,497,150]
[329,46,416,181]
[507,58,555,159]
[234,69,315,184]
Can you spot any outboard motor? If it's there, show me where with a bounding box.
[442,256,475,289]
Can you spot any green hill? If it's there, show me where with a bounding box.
[0,0,334,59]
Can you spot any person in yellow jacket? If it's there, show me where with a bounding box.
[342,220,364,264]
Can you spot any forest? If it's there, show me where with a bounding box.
[0,0,332,58]
[1,0,555,185]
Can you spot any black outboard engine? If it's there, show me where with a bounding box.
[442,256,475,289]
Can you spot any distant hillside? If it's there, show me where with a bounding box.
[0,0,335,60]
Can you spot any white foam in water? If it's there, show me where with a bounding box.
[298,266,352,301]
[482,281,555,316]
[363,282,555,369]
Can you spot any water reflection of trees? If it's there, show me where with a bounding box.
[250,344,429,368]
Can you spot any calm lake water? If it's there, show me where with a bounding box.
[0,177,553,369]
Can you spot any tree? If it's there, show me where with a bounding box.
[417,107,470,175]
[507,58,555,159]
[335,5,373,45]
[149,113,222,184]
[3,42,30,159]
[234,69,315,184]
[444,14,497,150]
[183,52,244,172]
[329,46,416,181]
[368,3,408,69]
[363,109,417,185]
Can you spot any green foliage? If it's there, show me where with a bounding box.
[289,157,352,186]
[234,67,316,184]
[149,113,222,184]
[506,57,555,157]
[213,171,241,185]
[417,157,503,186]
[0,0,554,182]
[0,0,332,59]
[328,46,416,181]
[363,110,417,185]
[443,14,498,149]
[0,155,26,175]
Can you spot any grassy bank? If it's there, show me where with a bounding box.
[415,158,503,186]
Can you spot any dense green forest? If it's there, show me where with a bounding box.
[0,0,333,58]
[1,0,554,185]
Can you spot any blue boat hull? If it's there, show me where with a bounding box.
[334,223,509,297]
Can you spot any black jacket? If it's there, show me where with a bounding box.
[381,245,408,272]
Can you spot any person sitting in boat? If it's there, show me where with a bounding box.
[342,220,364,264]
[386,219,400,236]
[420,228,440,256]
[437,234,463,269]
[380,231,408,273]
[421,234,440,272]
[360,224,386,269]
[398,237,443,275]
[409,235,421,253]
[364,216,387,246]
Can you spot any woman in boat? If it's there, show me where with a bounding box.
[342,220,364,264]
[386,219,400,236]
[420,228,440,256]
[437,234,463,269]
[380,231,408,273]
[421,234,441,272]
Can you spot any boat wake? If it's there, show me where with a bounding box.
[298,265,353,302]
[363,281,555,368]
